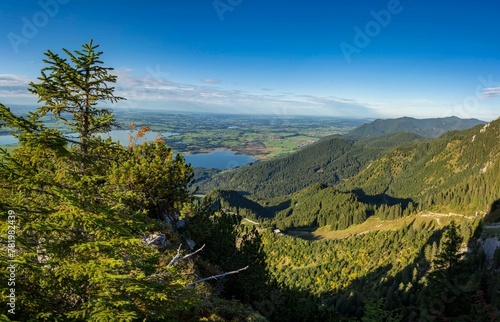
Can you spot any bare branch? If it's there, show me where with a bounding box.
[167,244,182,267]
[167,244,205,267]
[186,265,249,289]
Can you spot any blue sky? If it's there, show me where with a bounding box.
[1,0,499,120]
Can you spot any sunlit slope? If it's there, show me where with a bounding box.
[340,118,500,214]
[288,212,479,240]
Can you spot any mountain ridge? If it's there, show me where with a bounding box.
[339,118,499,215]
[346,116,485,138]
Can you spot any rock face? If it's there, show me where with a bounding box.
[142,232,169,249]
[482,237,500,264]
[185,238,196,250]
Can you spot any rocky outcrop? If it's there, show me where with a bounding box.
[142,232,169,249]
[481,237,500,264]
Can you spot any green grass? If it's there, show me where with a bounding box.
[287,212,478,240]
[160,122,357,159]
[241,218,259,227]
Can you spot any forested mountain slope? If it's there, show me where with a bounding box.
[340,118,500,215]
[346,116,485,138]
[209,183,373,231]
[209,118,500,234]
[197,132,425,199]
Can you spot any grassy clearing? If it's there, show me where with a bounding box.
[303,212,477,240]
[240,218,260,227]
[285,227,318,240]
[263,135,318,158]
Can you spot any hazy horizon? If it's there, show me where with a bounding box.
[4,103,496,123]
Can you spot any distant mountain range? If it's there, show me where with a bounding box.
[346,116,485,138]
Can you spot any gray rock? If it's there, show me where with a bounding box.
[482,237,500,264]
[142,232,169,248]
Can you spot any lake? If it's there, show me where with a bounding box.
[0,135,16,145]
[184,150,256,169]
[0,131,255,169]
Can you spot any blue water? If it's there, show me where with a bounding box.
[184,150,256,169]
[0,132,255,170]
[0,135,16,145]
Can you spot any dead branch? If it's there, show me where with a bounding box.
[167,244,205,267]
[186,265,249,289]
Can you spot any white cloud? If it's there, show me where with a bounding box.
[0,74,36,101]
[481,87,500,97]
[0,74,31,86]
[113,68,378,118]
[4,70,494,120]
[200,78,222,84]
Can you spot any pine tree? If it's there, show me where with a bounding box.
[362,298,401,322]
[28,39,124,170]
[105,127,194,222]
[434,221,463,270]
